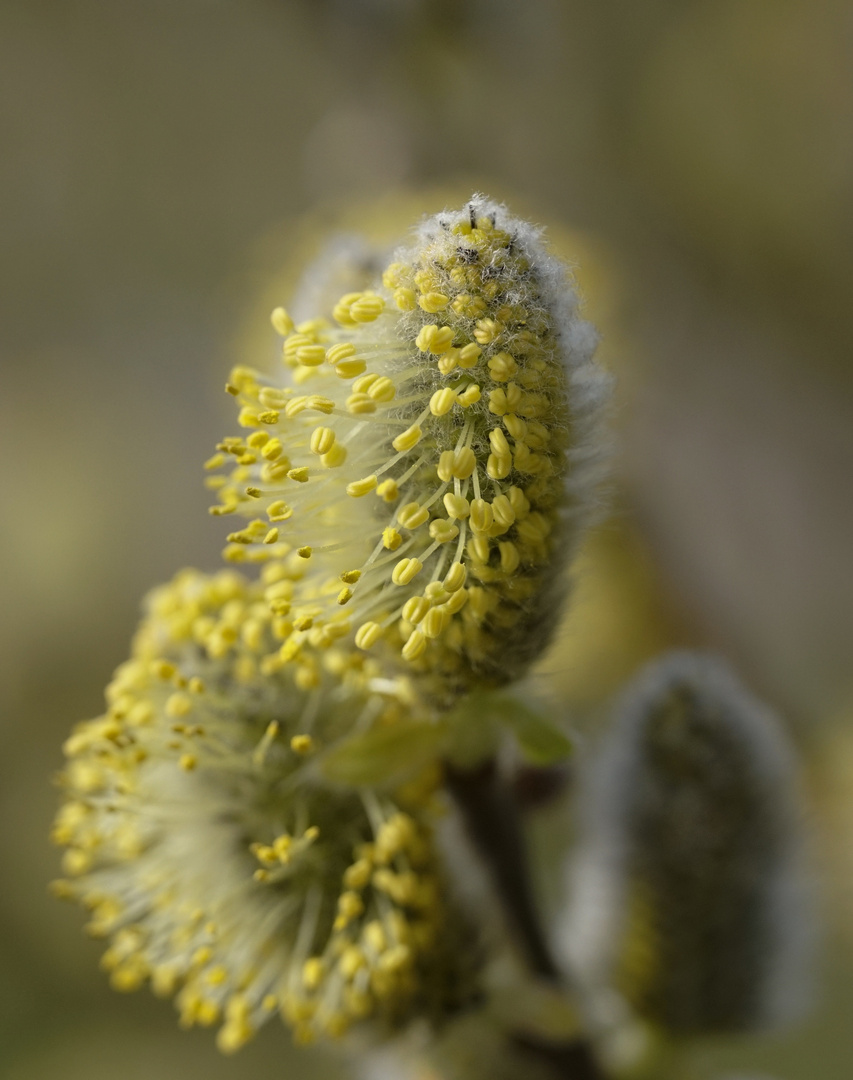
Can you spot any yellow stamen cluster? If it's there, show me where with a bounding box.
[209,197,608,697]
[51,569,478,1051]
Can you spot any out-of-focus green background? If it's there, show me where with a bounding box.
[2,2,852,1077]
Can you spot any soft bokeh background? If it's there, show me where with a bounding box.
[2,1,852,1077]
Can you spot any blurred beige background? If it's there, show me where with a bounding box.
[2,1,853,1077]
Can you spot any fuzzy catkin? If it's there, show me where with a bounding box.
[559,652,813,1037]
[52,569,479,1051]
[209,196,609,703]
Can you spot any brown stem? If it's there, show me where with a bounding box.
[445,758,606,1080]
[445,758,558,979]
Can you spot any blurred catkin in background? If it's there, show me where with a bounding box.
[2,1,853,1078]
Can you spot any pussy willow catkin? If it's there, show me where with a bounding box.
[209,196,609,698]
[52,570,479,1051]
[560,652,812,1038]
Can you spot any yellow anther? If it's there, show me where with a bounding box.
[355,621,383,650]
[429,518,458,544]
[271,307,295,336]
[291,734,314,755]
[429,387,457,416]
[437,348,461,375]
[333,305,357,327]
[444,562,467,592]
[394,287,417,311]
[165,692,192,718]
[443,492,470,519]
[349,293,385,323]
[261,438,284,460]
[392,558,423,586]
[422,607,449,639]
[437,446,476,481]
[415,324,454,354]
[256,411,278,426]
[267,501,293,522]
[516,511,551,544]
[391,425,422,453]
[525,419,550,448]
[474,317,502,344]
[326,342,356,365]
[340,946,366,980]
[353,372,380,393]
[488,351,518,381]
[424,581,448,604]
[286,467,308,483]
[296,344,326,367]
[487,454,512,480]
[367,376,396,402]
[469,499,493,534]
[458,342,482,369]
[204,453,225,470]
[337,587,353,605]
[382,263,405,288]
[499,541,521,574]
[418,291,450,313]
[336,890,365,926]
[382,527,403,550]
[468,585,494,620]
[402,630,426,661]
[488,383,522,415]
[397,502,429,529]
[237,407,261,428]
[310,427,336,455]
[179,753,197,771]
[297,546,312,558]
[303,957,325,991]
[512,442,543,474]
[346,474,378,498]
[262,462,289,482]
[264,528,279,545]
[340,569,362,584]
[345,392,376,415]
[305,395,335,414]
[491,494,516,528]
[283,332,317,360]
[321,443,347,468]
[468,535,491,564]
[297,317,327,334]
[489,428,511,457]
[414,267,439,291]
[258,386,290,409]
[443,586,469,614]
[508,485,530,518]
[402,596,430,624]
[151,659,177,680]
[245,487,261,499]
[284,396,309,417]
[458,384,481,407]
[188,676,205,694]
[363,920,387,954]
[343,858,372,890]
[335,358,367,379]
[376,478,399,502]
[502,414,526,439]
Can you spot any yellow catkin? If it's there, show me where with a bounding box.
[52,569,477,1052]
[207,196,609,693]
